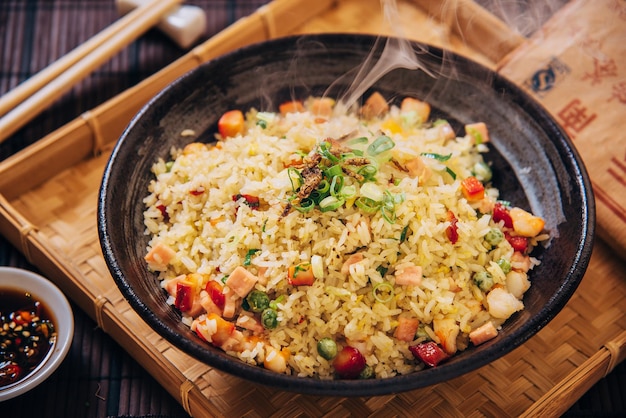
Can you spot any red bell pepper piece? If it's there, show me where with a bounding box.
[505,232,528,252]
[409,341,450,367]
[493,203,513,228]
[175,280,195,312]
[205,280,226,310]
[461,176,485,201]
[445,210,459,244]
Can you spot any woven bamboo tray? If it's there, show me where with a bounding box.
[0,0,624,416]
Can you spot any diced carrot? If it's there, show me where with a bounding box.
[465,122,489,144]
[279,100,305,115]
[288,263,315,286]
[218,110,245,138]
[225,266,259,297]
[360,91,389,119]
[461,176,485,202]
[400,97,431,123]
[394,316,420,342]
[469,322,498,346]
[394,264,423,286]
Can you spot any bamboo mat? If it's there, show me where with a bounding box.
[0,0,625,417]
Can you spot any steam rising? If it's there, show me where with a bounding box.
[339,0,434,109]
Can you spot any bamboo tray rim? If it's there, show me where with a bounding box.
[0,0,624,416]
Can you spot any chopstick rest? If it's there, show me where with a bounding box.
[0,0,187,145]
[117,0,207,49]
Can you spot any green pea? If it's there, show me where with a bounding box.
[359,364,374,379]
[317,337,338,360]
[484,228,504,247]
[261,308,278,329]
[473,271,494,292]
[246,290,270,313]
[497,258,512,274]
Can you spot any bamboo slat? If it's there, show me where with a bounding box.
[0,1,624,417]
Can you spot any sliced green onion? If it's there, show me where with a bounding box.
[318,141,340,163]
[330,175,344,197]
[357,165,378,182]
[256,120,267,129]
[367,135,395,156]
[316,179,330,194]
[381,204,397,224]
[355,196,380,214]
[325,164,343,178]
[256,111,276,124]
[420,152,452,162]
[400,225,409,242]
[373,282,394,303]
[433,119,449,127]
[360,182,384,202]
[340,185,357,199]
[445,167,457,180]
[311,255,324,279]
[319,195,344,212]
[376,265,389,277]
[287,167,303,191]
[346,136,368,146]
[243,249,260,266]
[294,197,315,213]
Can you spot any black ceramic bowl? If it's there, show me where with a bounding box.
[98,34,594,396]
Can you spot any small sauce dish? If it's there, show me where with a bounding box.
[0,267,73,401]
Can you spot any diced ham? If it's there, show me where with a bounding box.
[222,287,239,319]
[394,264,423,286]
[145,242,176,270]
[400,97,431,123]
[341,253,364,275]
[360,91,389,119]
[469,322,498,346]
[225,266,259,297]
[200,292,223,316]
[394,317,419,342]
[236,313,265,334]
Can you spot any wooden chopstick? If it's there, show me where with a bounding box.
[0,0,182,144]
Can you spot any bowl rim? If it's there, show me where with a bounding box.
[98,33,595,396]
[0,267,74,401]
